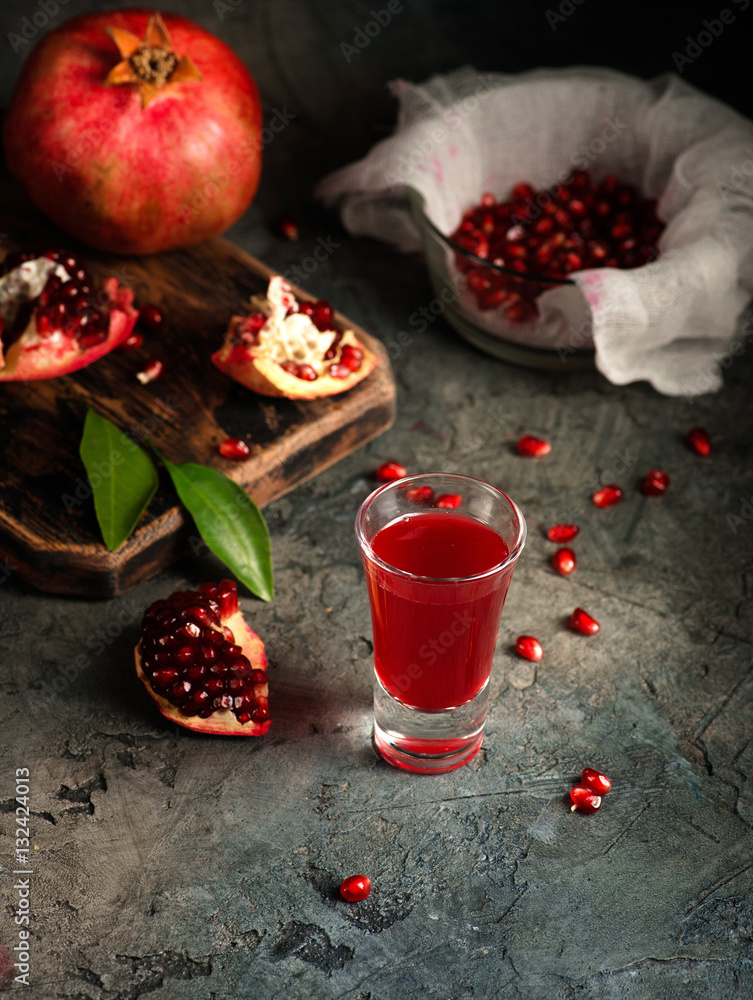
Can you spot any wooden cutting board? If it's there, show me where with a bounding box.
[0,178,396,598]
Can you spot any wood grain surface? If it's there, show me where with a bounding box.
[0,178,396,597]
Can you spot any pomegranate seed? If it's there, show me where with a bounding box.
[517,434,551,458]
[328,363,351,379]
[340,874,371,902]
[569,786,602,814]
[375,461,407,482]
[569,607,600,635]
[591,484,623,508]
[641,469,670,497]
[277,215,299,241]
[296,364,318,381]
[546,523,579,543]
[119,332,144,351]
[686,426,712,457]
[339,344,364,372]
[516,635,543,662]
[218,437,251,460]
[136,358,164,384]
[139,303,166,333]
[434,493,462,509]
[405,485,433,504]
[581,767,611,795]
[551,547,576,575]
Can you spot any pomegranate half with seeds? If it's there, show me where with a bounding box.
[212,277,378,400]
[135,579,270,735]
[0,251,138,380]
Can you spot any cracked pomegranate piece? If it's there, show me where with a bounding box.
[0,252,138,380]
[581,767,611,795]
[135,579,270,735]
[212,276,378,399]
[569,785,602,813]
[340,874,371,902]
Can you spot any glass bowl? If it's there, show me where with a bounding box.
[410,191,595,371]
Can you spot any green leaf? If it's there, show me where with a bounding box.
[158,452,274,603]
[80,407,158,551]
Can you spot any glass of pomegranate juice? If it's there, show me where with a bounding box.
[356,474,526,773]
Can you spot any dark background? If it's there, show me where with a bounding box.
[3,0,752,231]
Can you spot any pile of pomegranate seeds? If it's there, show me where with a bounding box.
[517,434,551,457]
[686,426,712,457]
[450,170,664,321]
[516,635,543,662]
[139,580,269,725]
[375,461,407,482]
[592,484,623,508]
[218,437,251,460]
[0,250,111,348]
[569,607,600,635]
[570,767,612,814]
[551,547,576,575]
[641,469,670,497]
[340,874,371,902]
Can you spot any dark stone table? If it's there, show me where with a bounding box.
[1,2,752,998]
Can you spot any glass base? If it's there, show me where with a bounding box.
[373,672,489,773]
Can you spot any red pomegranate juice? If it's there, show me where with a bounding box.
[366,510,512,711]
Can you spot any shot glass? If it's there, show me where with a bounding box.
[355,473,526,773]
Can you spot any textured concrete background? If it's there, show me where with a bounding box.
[1,2,753,998]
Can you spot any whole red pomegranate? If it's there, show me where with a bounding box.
[3,10,263,255]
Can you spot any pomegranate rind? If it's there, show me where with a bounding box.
[0,278,138,381]
[135,607,271,736]
[212,316,379,400]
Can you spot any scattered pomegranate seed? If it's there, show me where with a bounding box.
[591,484,623,508]
[569,785,602,814]
[516,635,543,662]
[340,874,371,902]
[218,437,251,460]
[405,485,434,504]
[119,332,144,351]
[546,523,579,543]
[517,434,551,458]
[136,358,164,384]
[376,461,407,482]
[641,469,670,497]
[686,426,712,457]
[138,303,166,333]
[581,767,612,796]
[435,493,462,509]
[277,215,299,241]
[551,547,576,575]
[569,607,600,635]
